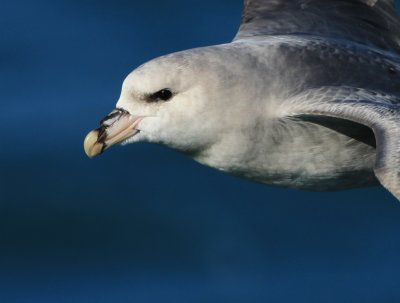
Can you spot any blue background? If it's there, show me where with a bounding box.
[1,1,400,302]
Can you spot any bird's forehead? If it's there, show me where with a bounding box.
[135,53,190,76]
[123,55,201,94]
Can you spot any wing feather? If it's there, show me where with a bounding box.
[287,86,400,200]
[235,0,400,52]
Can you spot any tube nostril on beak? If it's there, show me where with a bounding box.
[100,108,130,127]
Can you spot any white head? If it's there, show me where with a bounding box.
[84,46,259,159]
[117,50,222,153]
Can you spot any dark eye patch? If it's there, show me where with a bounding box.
[147,89,174,102]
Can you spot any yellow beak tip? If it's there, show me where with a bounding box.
[84,130,104,158]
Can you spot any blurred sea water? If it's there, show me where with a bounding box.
[1,1,400,302]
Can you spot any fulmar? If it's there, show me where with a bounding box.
[84,0,400,200]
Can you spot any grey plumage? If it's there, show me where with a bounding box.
[236,0,400,51]
[85,0,400,200]
[234,0,400,198]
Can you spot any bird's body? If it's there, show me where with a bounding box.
[84,0,400,200]
[173,37,389,191]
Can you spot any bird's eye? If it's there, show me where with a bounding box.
[148,89,173,102]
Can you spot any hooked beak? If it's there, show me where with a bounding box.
[84,108,142,158]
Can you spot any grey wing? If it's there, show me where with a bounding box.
[235,0,400,52]
[286,86,400,200]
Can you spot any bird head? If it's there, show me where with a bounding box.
[84,47,243,159]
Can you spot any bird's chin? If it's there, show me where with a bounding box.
[120,132,144,145]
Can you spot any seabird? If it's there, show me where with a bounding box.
[84,0,400,200]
